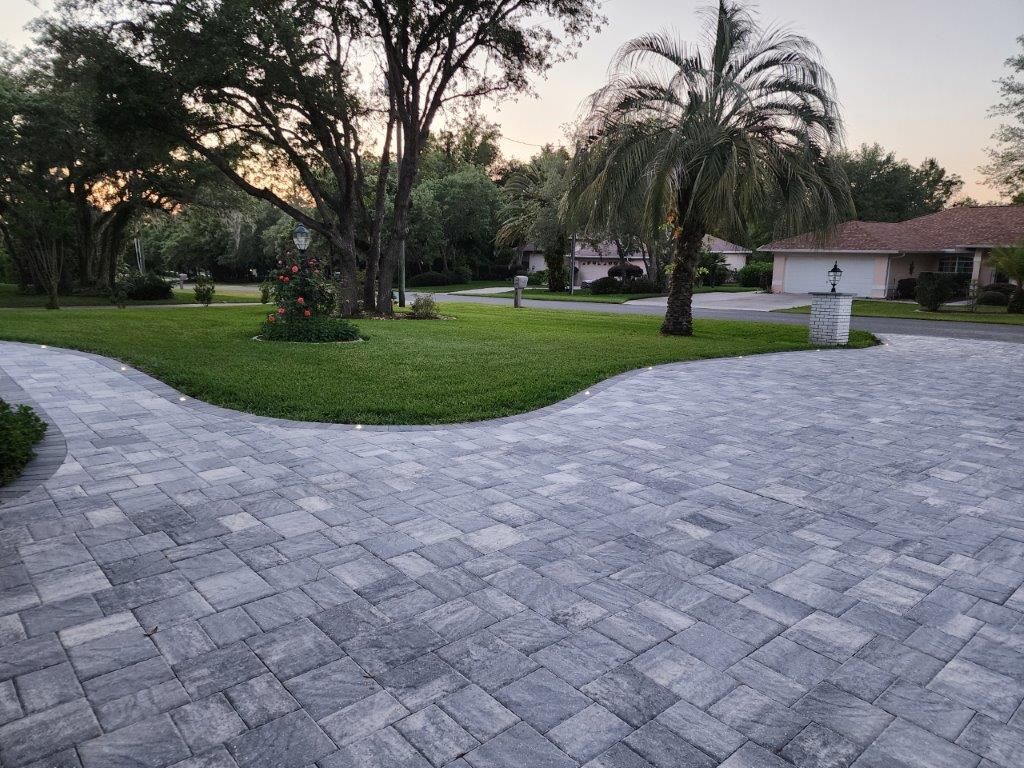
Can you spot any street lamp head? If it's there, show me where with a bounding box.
[292,223,312,253]
[827,261,843,293]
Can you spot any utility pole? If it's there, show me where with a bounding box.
[569,233,577,295]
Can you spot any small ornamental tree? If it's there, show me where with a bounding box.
[262,255,360,342]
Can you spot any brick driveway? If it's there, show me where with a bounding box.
[1,336,1023,768]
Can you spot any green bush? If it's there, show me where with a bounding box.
[408,271,448,287]
[261,315,360,342]
[408,294,440,319]
[608,263,643,279]
[980,282,1016,297]
[977,290,1010,307]
[736,261,773,289]
[895,278,917,300]
[0,399,47,486]
[193,275,216,306]
[527,270,548,286]
[259,282,271,304]
[123,273,173,300]
[623,277,660,293]
[915,272,959,311]
[588,277,622,294]
[1009,290,1024,314]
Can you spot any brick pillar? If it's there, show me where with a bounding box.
[808,292,853,346]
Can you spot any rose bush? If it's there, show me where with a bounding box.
[260,255,360,342]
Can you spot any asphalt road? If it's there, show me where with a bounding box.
[431,292,1024,343]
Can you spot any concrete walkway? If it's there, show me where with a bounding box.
[1,338,1023,768]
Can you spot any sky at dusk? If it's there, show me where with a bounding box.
[4,0,1022,202]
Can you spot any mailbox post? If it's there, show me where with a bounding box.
[513,275,528,308]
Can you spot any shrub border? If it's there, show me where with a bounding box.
[0,369,67,504]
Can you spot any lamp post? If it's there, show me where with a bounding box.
[292,223,311,255]
[827,261,843,293]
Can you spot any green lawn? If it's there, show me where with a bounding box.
[778,299,1024,326]
[0,284,257,308]
[0,303,875,424]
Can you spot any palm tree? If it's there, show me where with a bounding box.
[989,242,1024,313]
[565,1,852,335]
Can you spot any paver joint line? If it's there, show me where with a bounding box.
[0,335,1021,768]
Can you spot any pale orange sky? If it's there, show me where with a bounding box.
[4,0,1022,202]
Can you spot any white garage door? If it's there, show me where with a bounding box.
[782,255,876,296]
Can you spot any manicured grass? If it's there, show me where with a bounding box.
[778,299,1024,325]
[0,304,875,424]
[0,284,257,308]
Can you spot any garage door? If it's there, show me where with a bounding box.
[781,255,876,296]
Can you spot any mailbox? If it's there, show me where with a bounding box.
[513,275,529,290]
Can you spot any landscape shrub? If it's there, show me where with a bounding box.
[259,282,271,303]
[0,399,47,487]
[895,278,917,300]
[980,282,1016,297]
[588,276,622,294]
[407,271,448,287]
[527,269,548,286]
[193,275,216,306]
[1009,290,1024,314]
[123,272,173,300]
[408,294,440,319]
[622,277,660,293]
[607,263,644,279]
[736,261,773,289]
[261,315,360,342]
[262,255,356,341]
[915,272,958,311]
[977,290,1010,306]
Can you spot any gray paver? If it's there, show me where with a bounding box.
[3,336,1024,767]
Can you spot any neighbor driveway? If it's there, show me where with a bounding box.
[0,337,1022,768]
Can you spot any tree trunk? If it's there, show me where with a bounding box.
[329,220,360,317]
[661,227,704,336]
[377,154,416,314]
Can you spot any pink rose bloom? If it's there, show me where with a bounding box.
[297,297,305,305]
[276,307,285,315]
[303,309,311,317]
[291,265,299,273]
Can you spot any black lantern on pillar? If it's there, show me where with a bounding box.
[827,261,843,293]
[292,224,312,254]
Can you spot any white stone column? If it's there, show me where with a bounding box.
[808,292,854,346]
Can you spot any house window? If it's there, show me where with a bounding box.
[937,255,973,274]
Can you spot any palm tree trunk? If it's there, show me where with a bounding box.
[661,228,704,336]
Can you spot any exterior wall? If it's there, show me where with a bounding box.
[573,256,647,286]
[771,255,787,293]
[722,253,748,271]
[527,254,546,273]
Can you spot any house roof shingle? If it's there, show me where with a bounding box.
[763,205,1024,253]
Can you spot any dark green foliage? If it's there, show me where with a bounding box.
[193,275,215,306]
[895,278,917,300]
[123,273,173,300]
[0,399,47,486]
[981,283,1017,297]
[588,277,622,294]
[737,261,774,289]
[915,272,960,311]
[978,290,1010,306]
[608,263,643,278]
[527,270,548,286]
[842,144,962,222]
[1009,291,1024,314]
[623,278,660,293]
[261,316,361,343]
[408,269,472,287]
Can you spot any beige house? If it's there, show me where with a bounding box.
[517,236,750,287]
[763,205,1024,298]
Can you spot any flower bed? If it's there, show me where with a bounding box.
[261,255,361,342]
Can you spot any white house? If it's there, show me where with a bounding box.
[763,205,1024,297]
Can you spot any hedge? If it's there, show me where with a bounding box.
[0,400,47,487]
